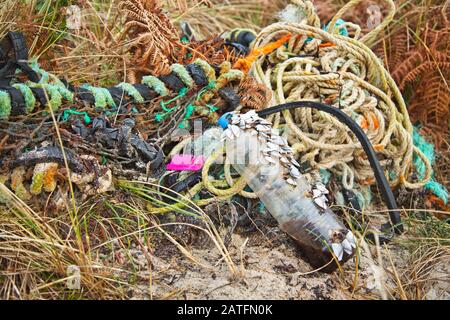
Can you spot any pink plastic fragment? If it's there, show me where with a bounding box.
[166,154,205,171]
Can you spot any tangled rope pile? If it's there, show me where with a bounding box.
[141,0,435,214]
[249,0,431,191]
[0,0,437,216]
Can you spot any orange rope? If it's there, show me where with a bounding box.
[234,34,292,73]
[318,42,335,48]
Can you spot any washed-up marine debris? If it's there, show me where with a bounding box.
[221,110,304,188]
[1,0,445,274]
[119,0,237,82]
[0,23,265,123]
[11,146,85,173]
[160,92,408,269]
[220,110,357,213]
[219,110,356,267]
[2,146,113,202]
[0,55,244,120]
[71,117,164,172]
[249,0,433,197]
[0,27,269,204]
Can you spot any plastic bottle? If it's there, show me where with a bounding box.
[167,127,224,171]
[183,127,224,160]
[218,111,356,272]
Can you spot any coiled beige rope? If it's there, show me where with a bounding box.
[250,0,431,189]
[150,0,432,214]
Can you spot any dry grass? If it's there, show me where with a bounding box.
[166,0,284,39]
[388,209,450,300]
[0,177,241,299]
[1,0,284,86]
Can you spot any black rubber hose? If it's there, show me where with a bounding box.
[257,101,404,234]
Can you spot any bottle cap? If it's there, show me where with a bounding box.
[218,112,232,129]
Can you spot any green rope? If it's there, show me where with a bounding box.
[27,83,63,111]
[155,87,188,122]
[221,69,244,82]
[0,90,12,119]
[142,75,169,97]
[196,81,216,101]
[179,104,196,129]
[194,59,216,82]
[161,87,188,111]
[25,60,74,111]
[55,84,74,102]
[116,82,145,104]
[171,64,194,88]
[61,109,91,124]
[30,60,66,88]
[319,168,332,184]
[1,59,224,124]
[12,83,36,114]
[324,19,349,37]
[81,84,116,109]
[205,104,218,113]
[413,127,448,204]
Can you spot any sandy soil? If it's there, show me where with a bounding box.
[98,204,449,300]
[100,228,447,300]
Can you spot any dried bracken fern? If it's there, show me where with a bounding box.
[390,25,449,145]
[369,1,450,149]
[375,30,408,73]
[119,0,235,82]
[183,36,229,65]
[409,73,450,145]
[120,0,181,81]
[238,76,272,110]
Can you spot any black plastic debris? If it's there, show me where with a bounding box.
[161,171,202,204]
[229,30,256,48]
[0,86,26,116]
[72,117,164,171]
[132,83,157,101]
[0,32,40,86]
[11,146,85,173]
[224,42,250,56]
[218,86,241,112]
[159,72,186,93]
[30,87,50,106]
[107,86,132,108]
[186,63,209,87]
